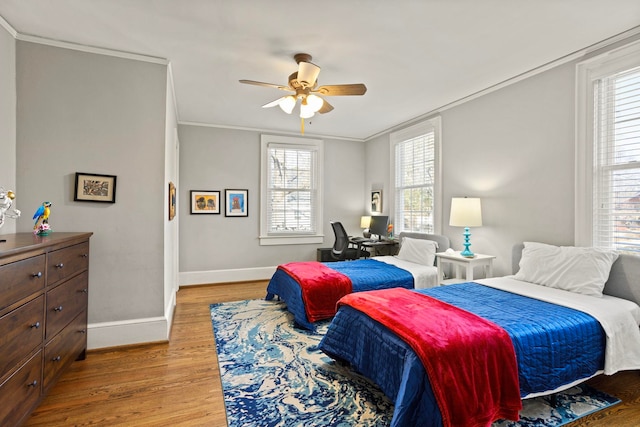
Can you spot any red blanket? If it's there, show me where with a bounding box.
[338,288,521,427]
[278,262,352,322]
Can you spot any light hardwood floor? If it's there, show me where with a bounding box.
[24,281,640,426]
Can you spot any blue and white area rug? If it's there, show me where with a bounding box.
[210,300,620,427]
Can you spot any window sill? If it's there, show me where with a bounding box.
[259,235,324,246]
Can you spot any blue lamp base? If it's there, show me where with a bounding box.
[460,226,475,258]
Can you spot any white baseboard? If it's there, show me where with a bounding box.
[87,316,169,350]
[88,268,273,349]
[179,266,277,286]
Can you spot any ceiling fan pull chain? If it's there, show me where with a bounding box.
[300,118,304,135]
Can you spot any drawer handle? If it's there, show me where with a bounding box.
[54,305,63,312]
[32,272,42,278]
[31,321,41,329]
[51,356,61,362]
[78,288,88,294]
[55,263,64,269]
[82,253,89,258]
[79,329,87,334]
[27,380,38,387]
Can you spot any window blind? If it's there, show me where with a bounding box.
[593,65,640,253]
[266,145,317,234]
[394,130,436,234]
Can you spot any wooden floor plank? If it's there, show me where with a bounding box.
[24,281,639,426]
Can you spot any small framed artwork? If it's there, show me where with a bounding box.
[74,172,117,203]
[168,182,176,220]
[190,190,220,214]
[371,190,382,214]
[225,189,248,217]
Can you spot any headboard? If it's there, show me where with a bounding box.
[512,243,640,306]
[398,232,450,253]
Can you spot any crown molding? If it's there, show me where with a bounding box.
[178,120,365,142]
[365,24,640,142]
[0,14,17,38]
[15,32,169,64]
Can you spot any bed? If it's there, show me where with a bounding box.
[265,232,450,330]
[318,242,640,427]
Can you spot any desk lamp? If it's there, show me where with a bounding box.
[449,197,482,258]
[360,216,372,238]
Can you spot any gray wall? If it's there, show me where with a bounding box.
[178,125,365,273]
[363,48,621,277]
[0,26,16,234]
[15,41,168,325]
[364,62,576,277]
[439,61,576,276]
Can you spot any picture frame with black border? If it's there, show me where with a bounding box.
[190,190,220,214]
[74,172,117,203]
[225,189,248,217]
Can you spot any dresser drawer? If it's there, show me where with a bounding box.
[0,255,45,311]
[47,242,90,286]
[44,312,87,390]
[0,350,42,427]
[0,296,44,378]
[45,271,88,340]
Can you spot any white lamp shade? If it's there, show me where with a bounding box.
[360,216,371,228]
[299,100,316,118]
[278,95,296,114]
[305,94,324,112]
[449,197,482,227]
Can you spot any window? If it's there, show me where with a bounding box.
[260,135,323,245]
[391,117,442,235]
[576,41,640,253]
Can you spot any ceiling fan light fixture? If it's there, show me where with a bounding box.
[305,94,324,113]
[278,95,296,114]
[299,98,315,119]
[297,61,321,88]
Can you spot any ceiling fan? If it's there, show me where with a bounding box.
[240,53,367,132]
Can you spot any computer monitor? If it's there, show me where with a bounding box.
[369,215,389,240]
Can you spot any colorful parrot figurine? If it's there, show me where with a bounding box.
[33,201,52,230]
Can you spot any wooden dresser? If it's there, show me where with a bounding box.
[0,232,92,427]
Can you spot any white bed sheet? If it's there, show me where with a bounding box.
[475,276,640,375]
[374,255,439,289]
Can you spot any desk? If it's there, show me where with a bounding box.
[356,239,398,256]
[435,251,495,285]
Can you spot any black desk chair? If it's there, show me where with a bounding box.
[330,221,369,260]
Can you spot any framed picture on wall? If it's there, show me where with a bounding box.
[168,182,176,220]
[225,189,248,217]
[371,190,382,213]
[190,190,220,214]
[74,172,117,203]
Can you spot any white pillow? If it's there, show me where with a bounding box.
[514,242,619,297]
[396,237,438,266]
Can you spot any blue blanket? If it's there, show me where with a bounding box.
[318,282,605,427]
[266,259,414,330]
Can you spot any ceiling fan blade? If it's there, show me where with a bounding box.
[297,61,321,88]
[239,79,291,91]
[314,84,367,96]
[262,97,284,108]
[319,99,334,114]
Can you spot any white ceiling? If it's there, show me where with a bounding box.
[1,1,639,140]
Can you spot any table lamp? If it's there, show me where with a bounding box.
[449,197,482,258]
[360,215,371,238]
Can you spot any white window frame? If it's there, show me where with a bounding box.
[576,40,640,249]
[390,117,442,235]
[259,134,324,246]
